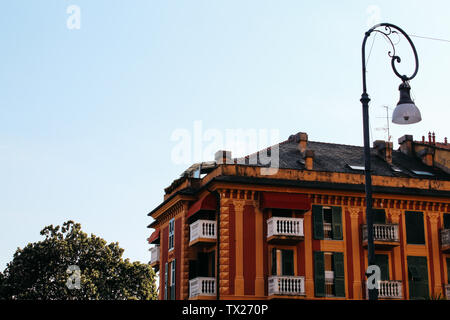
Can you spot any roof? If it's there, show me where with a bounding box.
[235,137,450,180]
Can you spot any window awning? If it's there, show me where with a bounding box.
[260,192,311,210]
[186,193,217,219]
[148,229,160,244]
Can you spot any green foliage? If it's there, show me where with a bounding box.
[0,221,157,300]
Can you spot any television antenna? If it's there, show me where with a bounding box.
[375,105,392,142]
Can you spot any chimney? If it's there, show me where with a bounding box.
[417,148,434,167]
[215,150,232,164]
[445,137,448,145]
[432,132,436,145]
[398,135,413,156]
[373,140,393,164]
[297,132,308,153]
[428,132,432,144]
[305,150,315,170]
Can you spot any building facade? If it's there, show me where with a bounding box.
[148,132,450,300]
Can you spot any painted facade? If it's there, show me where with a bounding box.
[148,132,450,300]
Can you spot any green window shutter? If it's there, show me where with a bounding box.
[405,211,425,245]
[164,262,168,300]
[333,252,345,297]
[373,209,386,224]
[444,214,450,230]
[314,251,325,297]
[374,254,389,281]
[407,256,429,300]
[282,250,294,276]
[312,205,324,240]
[271,248,277,276]
[171,259,176,300]
[331,206,343,240]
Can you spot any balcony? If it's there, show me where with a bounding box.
[189,277,216,299]
[440,229,450,253]
[267,217,304,243]
[366,281,403,299]
[445,284,450,299]
[149,245,160,267]
[268,276,305,297]
[362,224,400,248]
[189,220,217,246]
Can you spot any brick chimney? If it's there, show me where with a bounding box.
[305,149,315,170]
[398,134,413,156]
[297,132,308,153]
[417,148,434,166]
[215,150,232,164]
[373,140,393,164]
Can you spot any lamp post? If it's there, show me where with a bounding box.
[360,23,421,300]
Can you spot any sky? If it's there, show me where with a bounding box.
[1,1,450,271]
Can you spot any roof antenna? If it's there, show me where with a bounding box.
[375,105,392,142]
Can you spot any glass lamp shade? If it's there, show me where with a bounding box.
[392,82,422,125]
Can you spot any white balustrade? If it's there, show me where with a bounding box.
[362,224,399,242]
[189,277,216,298]
[267,217,304,238]
[366,280,403,299]
[190,220,217,243]
[268,276,305,296]
[149,245,160,265]
[440,229,450,248]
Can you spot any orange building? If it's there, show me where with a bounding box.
[148,132,450,300]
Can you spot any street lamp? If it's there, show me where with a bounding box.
[360,23,420,300]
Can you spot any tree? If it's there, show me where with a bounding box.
[0,221,157,300]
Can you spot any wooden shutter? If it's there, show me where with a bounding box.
[282,250,294,276]
[405,212,425,245]
[375,254,389,281]
[373,209,386,224]
[314,251,325,297]
[332,206,343,240]
[444,213,450,230]
[171,259,176,300]
[333,252,345,297]
[312,205,324,240]
[164,262,168,300]
[407,256,429,299]
[271,248,277,276]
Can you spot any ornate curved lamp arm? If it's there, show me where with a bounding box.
[362,23,419,93]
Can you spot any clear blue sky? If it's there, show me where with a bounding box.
[1,1,450,270]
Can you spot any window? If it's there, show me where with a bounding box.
[372,209,386,224]
[407,256,429,299]
[312,205,343,240]
[411,170,433,176]
[444,213,450,230]
[405,211,425,245]
[168,218,175,251]
[375,254,390,280]
[271,248,294,276]
[314,251,345,297]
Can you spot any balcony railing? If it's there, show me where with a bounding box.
[362,224,399,243]
[440,229,450,250]
[268,276,305,296]
[445,284,450,299]
[189,277,216,298]
[149,245,160,265]
[366,281,403,299]
[189,220,217,244]
[267,217,304,238]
